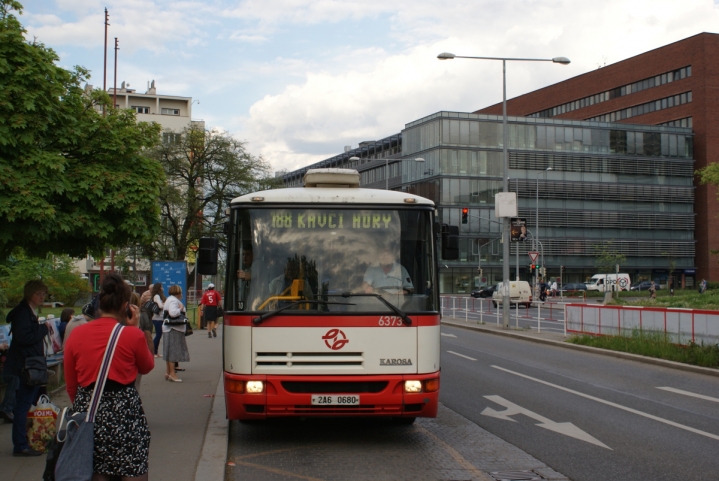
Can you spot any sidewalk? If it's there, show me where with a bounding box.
[1,327,227,481]
[442,316,719,378]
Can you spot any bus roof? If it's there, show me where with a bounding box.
[231,169,434,207]
[230,187,434,206]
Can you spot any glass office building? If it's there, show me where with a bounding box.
[282,112,695,294]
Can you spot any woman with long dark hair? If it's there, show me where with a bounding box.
[149,282,166,357]
[64,272,154,479]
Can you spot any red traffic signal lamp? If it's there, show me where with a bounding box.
[461,207,469,224]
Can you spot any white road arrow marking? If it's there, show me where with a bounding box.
[481,395,611,449]
[447,351,477,361]
[657,387,719,403]
[492,365,719,442]
[441,333,457,338]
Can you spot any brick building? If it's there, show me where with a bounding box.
[476,32,719,282]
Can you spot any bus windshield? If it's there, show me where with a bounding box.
[227,207,437,314]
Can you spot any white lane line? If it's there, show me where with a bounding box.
[657,387,719,403]
[441,333,457,338]
[447,351,477,361]
[492,365,719,442]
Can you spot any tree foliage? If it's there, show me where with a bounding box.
[145,126,279,260]
[594,242,626,274]
[0,0,164,258]
[0,253,91,308]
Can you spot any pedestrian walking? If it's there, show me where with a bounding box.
[149,282,166,358]
[64,272,154,479]
[200,283,222,339]
[4,280,53,456]
[649,281,657,299]
[699,278,707,294]
[163,285,190,382]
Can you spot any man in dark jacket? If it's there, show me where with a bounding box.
[4,280,51,456]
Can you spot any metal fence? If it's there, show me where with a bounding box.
[565,304,719,346]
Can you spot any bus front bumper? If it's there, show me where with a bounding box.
[224,372,440,420]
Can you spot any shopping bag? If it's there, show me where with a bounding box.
[27,394,60,452]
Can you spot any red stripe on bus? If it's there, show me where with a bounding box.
[224,314,440,327]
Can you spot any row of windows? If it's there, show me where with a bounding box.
[448,236,695,259]
[586,91,692,123]
[660,117,693,128]
[512,179,693,204]
[403,119,693,159]
[515,209,694,231]
[510,151,694,178]
[529,66,692,118]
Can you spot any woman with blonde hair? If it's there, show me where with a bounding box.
[163,285,190,382]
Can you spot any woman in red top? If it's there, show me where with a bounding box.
[64,273,155,480]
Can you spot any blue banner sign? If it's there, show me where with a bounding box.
[151,261,188,307]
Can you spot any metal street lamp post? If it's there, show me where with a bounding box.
[348,157,425,190]
[438,52,569,329]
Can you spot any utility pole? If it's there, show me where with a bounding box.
[113,38,118,109]
[103,8,109,116]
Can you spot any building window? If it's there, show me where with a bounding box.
[161,108,180,116]
[529,65,692,119]
[133,106,150,114]
[162,132,181,144]
[585,91,692,123]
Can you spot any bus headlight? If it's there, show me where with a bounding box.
[404,380,422,393]
[246,381,264,393]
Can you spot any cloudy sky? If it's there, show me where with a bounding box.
[22,0,719,173]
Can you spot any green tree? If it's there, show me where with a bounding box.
[697,163,719,263]
[0,253,91,307]
[594,242,626,274]
[145,126,278,260]
[0,0,164,259]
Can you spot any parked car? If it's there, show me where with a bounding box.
[630,281,660,291]
[559,283,587,293]
[471,285,497,298]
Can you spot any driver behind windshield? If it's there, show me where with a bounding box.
[362,248,414,295]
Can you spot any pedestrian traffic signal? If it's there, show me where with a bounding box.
[530,264,536,271]
[461,207,469,224]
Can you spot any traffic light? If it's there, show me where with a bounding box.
[530,264,536,272]
[461,207,469,224]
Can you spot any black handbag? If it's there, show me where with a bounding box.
[142,300,161,315]
[184,323,194,337]
[22,355,48,386]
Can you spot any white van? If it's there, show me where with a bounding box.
[492,281,532,308]
[586,273,631,292]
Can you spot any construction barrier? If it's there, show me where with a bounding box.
[565,304,719,346]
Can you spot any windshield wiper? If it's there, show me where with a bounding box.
[252,300,354,325]
[340,292,412,325]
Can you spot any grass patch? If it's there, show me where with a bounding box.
[607,288,719,310]
[568,330,719,368]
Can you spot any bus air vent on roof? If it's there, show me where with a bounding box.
[304,168,360,188]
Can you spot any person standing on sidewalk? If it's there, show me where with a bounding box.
[200,283,221,338]
[149,283,166,358]
[64,272,154,479]
[4,280,53,456]
[163,285,190,382]
[0,341,17,423]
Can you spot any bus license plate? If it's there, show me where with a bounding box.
[311,395,360,406]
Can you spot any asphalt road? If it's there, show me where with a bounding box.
[439,324,719,481]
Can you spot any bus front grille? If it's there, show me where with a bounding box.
[255,352,364,367]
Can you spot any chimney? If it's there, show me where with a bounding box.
[344,145,352,152]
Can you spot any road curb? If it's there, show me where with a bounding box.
[194,373,228,481]
[442,319,719,378]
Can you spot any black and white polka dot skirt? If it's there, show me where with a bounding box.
[72,384,151,477]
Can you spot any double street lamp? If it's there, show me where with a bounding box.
[349,156,425,190]
[438,52,570,329]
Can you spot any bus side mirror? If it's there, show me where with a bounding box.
[197,237,219,275]
[223,221,231,236]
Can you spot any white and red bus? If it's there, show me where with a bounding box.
[222,168,440,423]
